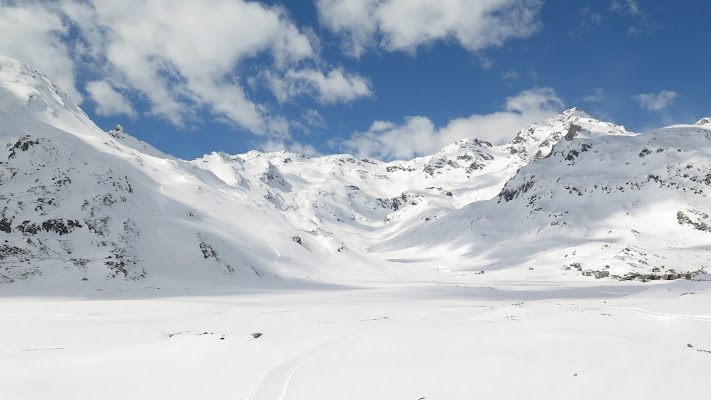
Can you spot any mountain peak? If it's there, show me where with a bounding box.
[109,125,126,138]
[507,107,632,162]
[0,54,92,135]
[104,123,170,159]
[559,107,596,120]
[0,55,80,116]
[695,117,711,126]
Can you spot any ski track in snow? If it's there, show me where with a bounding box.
[613,307,711,322]
[248,335,353,400]
[265,239,281,270]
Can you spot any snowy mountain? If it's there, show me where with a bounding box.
[379,120,711,280]
[1,54,708,287]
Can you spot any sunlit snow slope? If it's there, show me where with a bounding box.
[0,55,708,286]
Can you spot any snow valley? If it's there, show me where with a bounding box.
[1,55,710,399]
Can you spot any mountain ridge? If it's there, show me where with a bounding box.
[1,54,708,288]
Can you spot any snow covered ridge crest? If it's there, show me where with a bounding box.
[0,55,93,135]
[1,54,710,287]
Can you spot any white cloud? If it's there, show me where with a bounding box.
[610,0,652,37]
[626,26,643,37]
[478,56,495,70]
[500,71,520,81]
[302,109,326,128]
[633,90,677,111]
[342,87,563,160]
[610,0,640,16]
[267,67,372,104]
[86,80,136,118]
[370,120,396,131]
[0,0,371,137]
[501,69,538,84]
[291,68,372,104]
[71,0,315,132]
[580,7,602,25]
[570,7,602,38]
[0,2,82,103]
[580,88,605,103]
[260,139,320,156]
[316,0,543,57]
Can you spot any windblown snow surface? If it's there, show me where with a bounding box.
[1,55,710,399]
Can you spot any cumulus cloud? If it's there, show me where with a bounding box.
[86,80,136,118]
[260,139,320,157]
[316,0,543,57]
[0,0,371,137]
[342,87,563,160]
[0,2,82,103]
[266,68,372,104]
[633,90,677,111]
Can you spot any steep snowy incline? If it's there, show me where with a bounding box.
[0,55,92,135]
[0,55,381,287]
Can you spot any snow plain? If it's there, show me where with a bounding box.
[1,54,710,399]
[2,277,711,399]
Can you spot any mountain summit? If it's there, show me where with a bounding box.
[0,55,93,133]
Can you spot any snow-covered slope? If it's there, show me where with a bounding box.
[0,54,708,287]
[192,108,636,263]
[0,55,368,287]
[376,118,711,280]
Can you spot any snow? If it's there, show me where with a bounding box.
[1,54,711,399]
[2,279,711,399]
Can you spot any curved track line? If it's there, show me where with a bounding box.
[248,335,353,400]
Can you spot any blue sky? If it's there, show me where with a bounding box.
[1,0,709,160]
